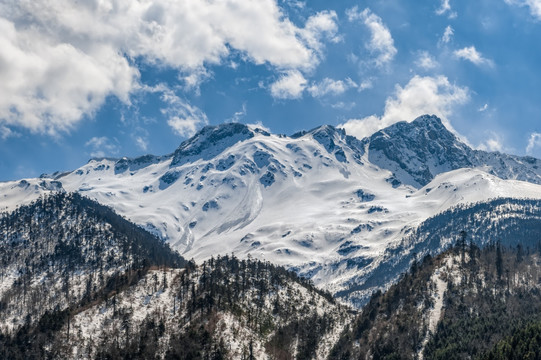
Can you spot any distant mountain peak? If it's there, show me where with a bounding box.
[378,114,452,140]
[367,115,473,187]
[171,122,256,166]
[411,114,445,127]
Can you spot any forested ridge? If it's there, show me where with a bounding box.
[331,239,541,359]
[0,192,185,359]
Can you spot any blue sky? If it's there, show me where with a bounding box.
[0,0,540,181]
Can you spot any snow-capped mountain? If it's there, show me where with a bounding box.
[365,115,541,187]
[1,114,541,305]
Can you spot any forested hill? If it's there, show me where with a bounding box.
[331,242,541,359]
[0,192,185,357]
[1,255,352,359]
[0,193,351,359]
[62,255,351,359]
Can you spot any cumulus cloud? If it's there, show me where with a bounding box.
[0,16,137,136]
[340,75,469,139]
[454,46,495,67]
[0,0,337,135]
[270,70,308,99]
[301,10,341,52]
[307,78,357,97]
[505,0,541,20]
[85,137,120,158]
[478,103,489,112]
[415,51,439,70]
[346,7,397,67]
[526,132,541,153]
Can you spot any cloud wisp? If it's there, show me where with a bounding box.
[347,7,397,68]
[526,132,541,153]
[307,78,357,97]
[85,137,120,158]
[454,46,495,68]
[436,0,457,18]
[440,25,454,44]
[416,51,439,70]
[505,0,541,20]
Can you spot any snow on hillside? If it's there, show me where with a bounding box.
[1,115,541,304]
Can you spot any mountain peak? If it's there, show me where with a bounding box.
[411,114,445,127]
[380,114,450,139]
[171,122,256,166]
[367,114,473,187]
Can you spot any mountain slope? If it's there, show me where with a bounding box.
[331,242,541,359]
[1,249,350,359]
[337,197,541,305]
[1,115,541,306]
[0,192,184,335]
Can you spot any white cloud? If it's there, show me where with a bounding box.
[347,7,397,67]
[416,51,438,70]
[454,46,494,67]
[307,78,357,97]
[135,137,148,151]
[160,93,208,138]
[358,79,374,91]
[478,103,489,112]
[0,1,337,135]
[179,68,213,95]
[526,132,541,153]
[229,103,247,122]
[436,0,457,18]
[0,125,15,139]
[0,16,138,136]
[301,10,341,51]
[270,70,308,99]
[168,115,207,138]
[146,84,208,137]
[477,132,504,152]
[440,25,454,44]
[85,136,120,158]
[436,0,451,14]
[484,138,503,152]
[331,102,356,110]
[340,75,469,139]
[505,0,541,20]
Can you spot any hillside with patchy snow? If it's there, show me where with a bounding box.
[331,243,541,359]
[0,195,350,359]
